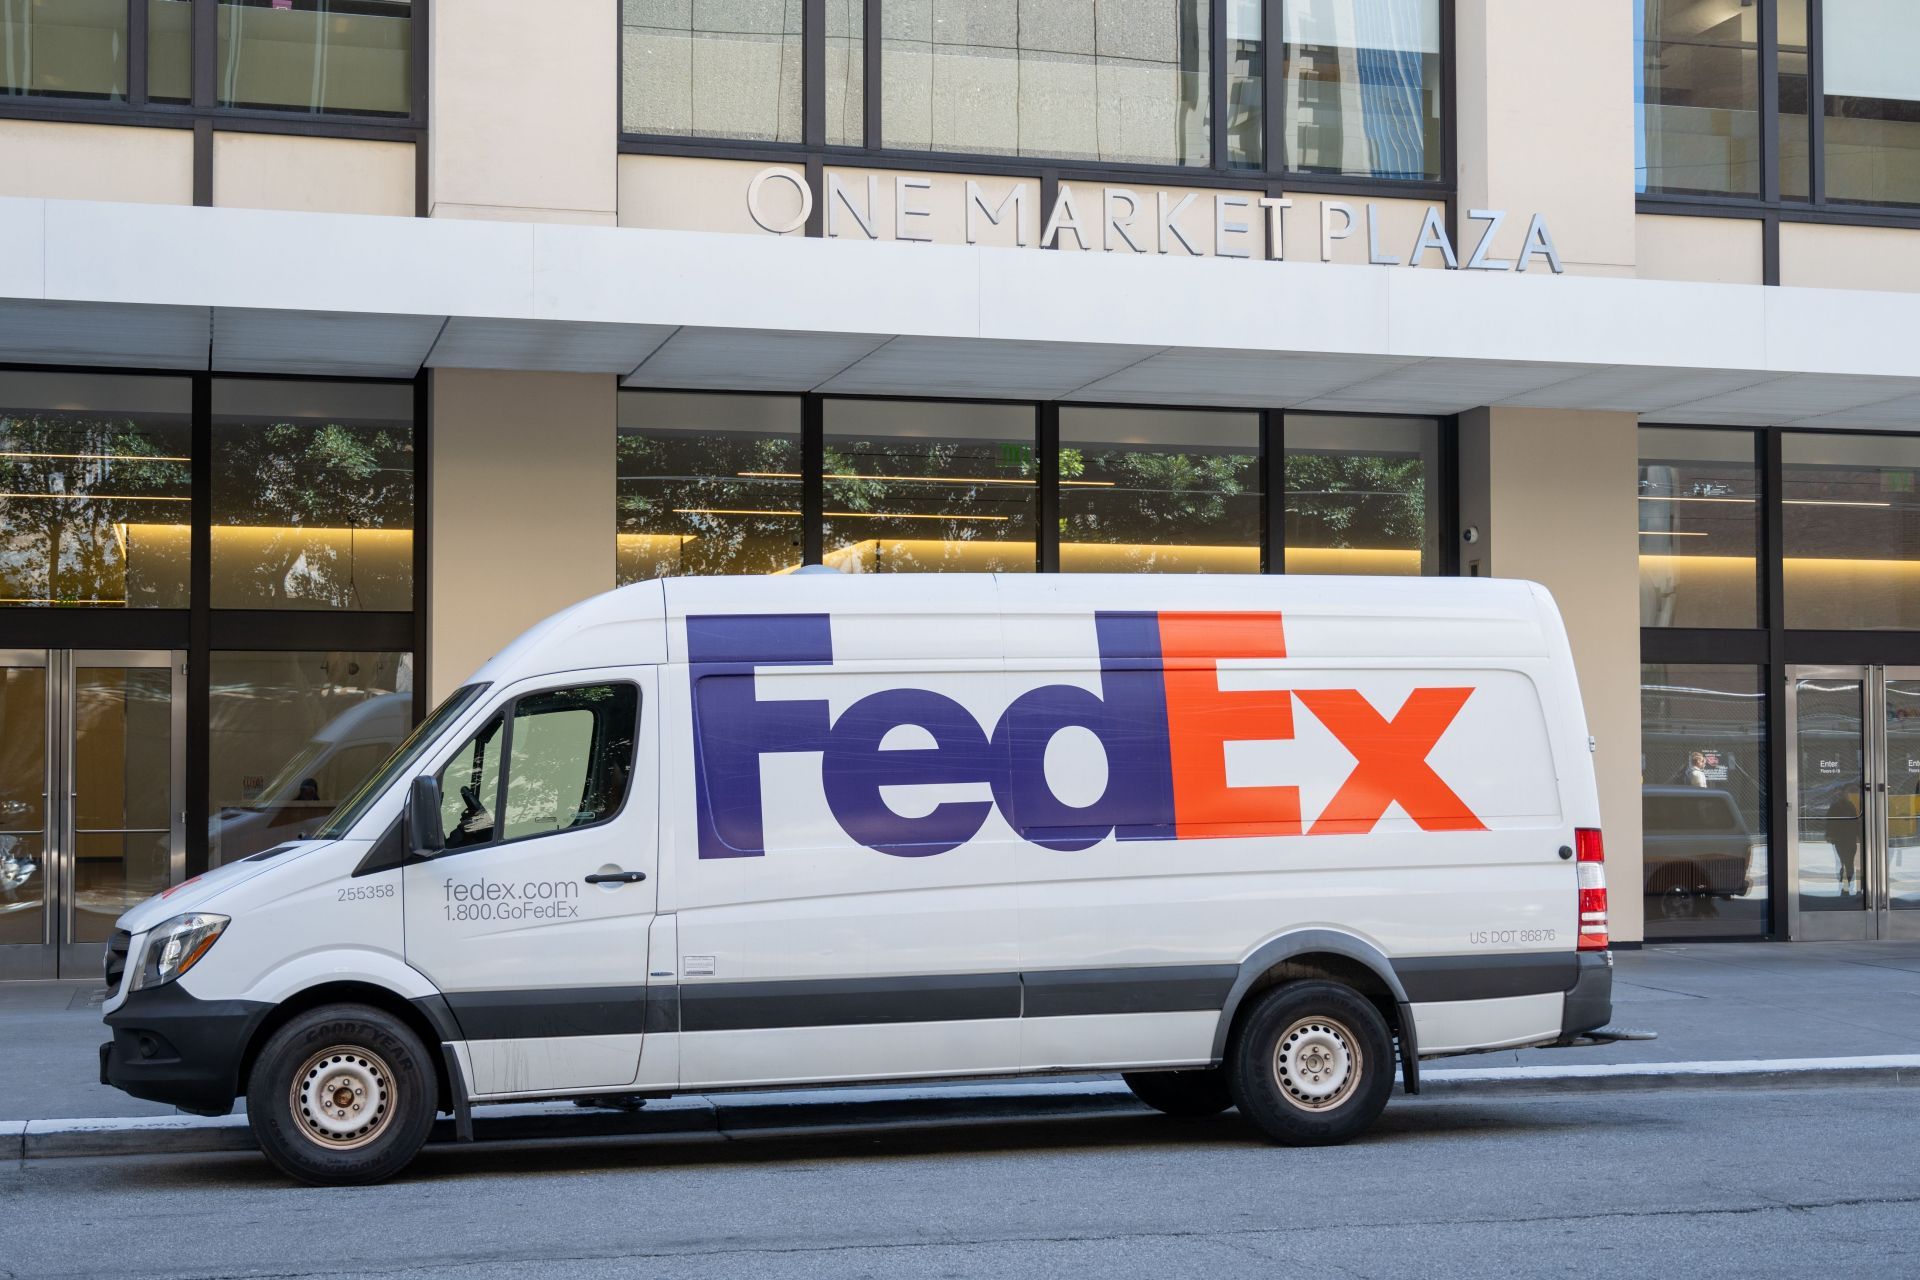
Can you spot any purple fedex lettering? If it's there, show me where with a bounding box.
[687,613,834,860]
[687,611,1177,859]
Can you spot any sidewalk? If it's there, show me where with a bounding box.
[8,941,1920,1128]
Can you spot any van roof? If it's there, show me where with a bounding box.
[469,574,1562,685]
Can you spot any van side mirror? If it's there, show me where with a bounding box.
[408,775,446,857]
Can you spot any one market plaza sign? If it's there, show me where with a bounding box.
[743,166,1565,274]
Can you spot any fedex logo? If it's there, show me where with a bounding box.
[689,611,1485,860]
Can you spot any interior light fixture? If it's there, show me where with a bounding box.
[736,470,1115,488]
[1782,499,1894,508]
[1637,495,1755,504]
[0,450,191,464]
[1639,530,1710,537]
[0,492,189,502]
[673,507,1010,522]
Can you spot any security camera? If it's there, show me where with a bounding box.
[1461,526,1481,545]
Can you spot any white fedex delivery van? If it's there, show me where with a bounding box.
[101,573,1616,1184]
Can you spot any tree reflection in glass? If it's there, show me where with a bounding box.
[617,393,802,580]
[212,381,414,611]
[0,380,192,607]
[1061,407,1259,573]
[823,401,1035,574]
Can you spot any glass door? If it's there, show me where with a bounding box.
[1788,665,1920,941]
[1881,668,1920,938]
[0,653,51,979]
[0,651,184,980]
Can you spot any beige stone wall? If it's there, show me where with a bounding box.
[214,134,414,216]
[0,121,192,205]
[1455,2,1636,277]
[1458,408,1645,941]
[430,0,617,224]
[1636,214,1764,285]
[1780,222,1920,292]
[427,370,616,700]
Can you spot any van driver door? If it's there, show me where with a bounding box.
[403,668,659,1096]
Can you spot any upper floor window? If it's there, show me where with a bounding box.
[1636,0,1920,209]
[0,0,414,119]
[622,0,1447,185]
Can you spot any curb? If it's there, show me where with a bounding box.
[11,1056,1920,1162]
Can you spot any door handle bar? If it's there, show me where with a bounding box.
[584,871,647,885]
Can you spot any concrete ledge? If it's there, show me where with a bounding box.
[15,1057,1920,1162]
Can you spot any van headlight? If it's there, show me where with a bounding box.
[130,914,230,991]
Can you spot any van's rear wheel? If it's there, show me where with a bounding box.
[246,1004,437,1185]
[1227,981,1394,1146]
[1121,1067,1233,1118]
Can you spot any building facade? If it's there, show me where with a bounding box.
[1,0,1918,978]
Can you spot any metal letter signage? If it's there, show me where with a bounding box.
[744,167,1567,274]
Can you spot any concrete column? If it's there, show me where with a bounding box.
[427,370,616,701]
[1453,2,1637,277]
[428,0,618,224]
[1458,408,1645,941]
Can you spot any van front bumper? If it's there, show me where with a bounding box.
[101,982,271,1117]
[1559,950,1614,1039]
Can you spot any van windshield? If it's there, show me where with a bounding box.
[314,683,489,840]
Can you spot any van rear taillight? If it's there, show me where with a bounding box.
[1575,827,1608,951]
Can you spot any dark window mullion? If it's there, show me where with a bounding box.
[186,373,212,878]
[864,0,882,150]
[1037,403,1060,573]
[1264,0,1284,177]
[802,395,824,565]
[1210,0,1228,170]
[1808,0,1826,205]
[1763,427,1789,939]
[1760,0,1780,204]
[192,0,215,110]
[804,0,826,148]
[128,0,149,107]
[1262,410,1284,573]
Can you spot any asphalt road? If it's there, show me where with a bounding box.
[7,1084,1917,1279]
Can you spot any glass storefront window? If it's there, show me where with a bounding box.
[623,0,804,142]
[211,380,414,611]
[1821,0,1920,206]
[1639,427,1760,628]
[1226,0,1264,168]
[1642,664,1770,939]
[216,0,412,117]
[827,0,863,147]
[880,0,1211,167]
[1635,0,1761,197]
[1060,407,1259,573]
[617,392,803,580]
[0,0,127,100]
[208,650,412,865]
[823,400,1036,573]
[1283,0,1441,181]
[0,373,192,609]
[1284,414,1438,575]
[148,0,193,103]
[1783,433,1920,631]
[1778,0,1811,199]
[0,664,47,947]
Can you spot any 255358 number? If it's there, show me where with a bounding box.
[337,884,394,902]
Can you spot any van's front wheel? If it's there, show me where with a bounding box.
[1227,981,1394,1146]
[246,1004,438,1185]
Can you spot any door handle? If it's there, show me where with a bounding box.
[584,870,647,885]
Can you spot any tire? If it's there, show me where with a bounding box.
[245,1003,438,1186]
[1121,1067,1233,1118]
[1227,981,1395,1147]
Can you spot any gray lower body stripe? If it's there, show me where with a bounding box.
[1023,965,1239,1018]
[680,973,1021,1033]
[430,954,1581,1040]
[1392,953,1579,1003]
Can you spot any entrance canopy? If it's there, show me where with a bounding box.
[5,197,1920,428]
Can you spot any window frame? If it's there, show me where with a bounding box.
[615,388,1458,581]
[1637,0,1920,249]
[426,679,643,860]
[0,0,427,205]
[616,0,1457,202]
